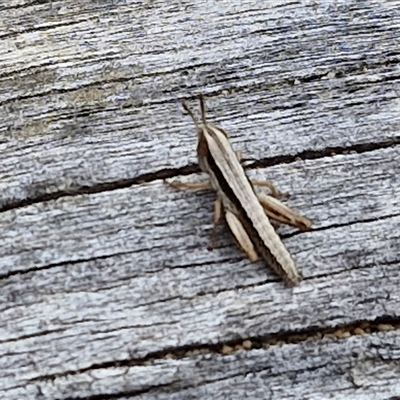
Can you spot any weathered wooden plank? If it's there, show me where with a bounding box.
[1,147,399,397]
[3,331,400,399]
[1,0,400,399]
[1,146,399,274]
[0,1,399,209]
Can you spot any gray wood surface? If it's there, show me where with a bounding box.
[1,1,400,399]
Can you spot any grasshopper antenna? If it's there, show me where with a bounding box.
[198,93,207,126]
[182,99,200,132]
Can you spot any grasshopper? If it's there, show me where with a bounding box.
[167,95,311,285]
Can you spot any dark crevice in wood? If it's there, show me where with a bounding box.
[302,258,400,286]
[0,167,197,213]
[27,316,400,388]
[0,0,54,13]
[1,138,398,214]
[0,53,131,91]
[0,17,91,42]
[1,53,398,106]
[0,328,65,345]
[306,211,400,233]
[248,138,400,169]
[0,249,136,281]
[1,211,394,283]
[0,245,238,282]
[0,62,215,104]
[189,61,400,97]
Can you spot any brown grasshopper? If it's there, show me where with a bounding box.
[166,95,311,285]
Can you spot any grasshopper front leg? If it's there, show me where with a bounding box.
[165,179,225,248]
[164,179,212,190]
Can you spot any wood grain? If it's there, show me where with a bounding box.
[0,0,399,399]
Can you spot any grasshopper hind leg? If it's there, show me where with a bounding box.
[225,211,259,262]
[257,193,312,231]
[208,197,223,250]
